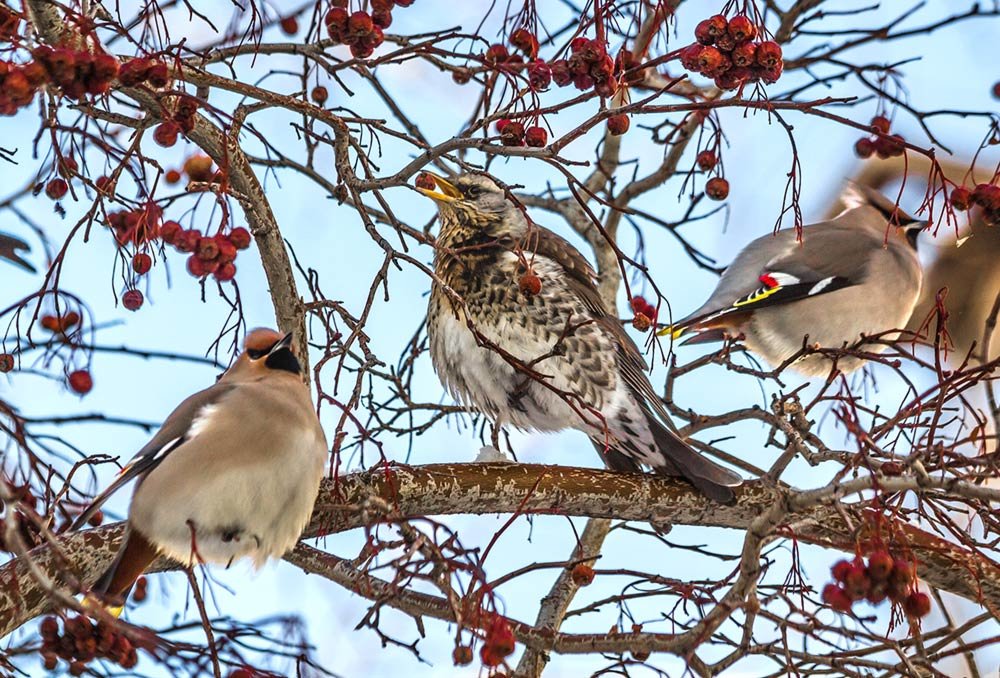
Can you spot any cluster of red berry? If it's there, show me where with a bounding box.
[0,58,46,115]
[325,0,413,59]
[951,181,1000,225]
[495,118,548,147]
[821,551,931,619]
[853,115,905,159]
[117,56,170,89]
[630,295,659,331]
[679,14,783,90]
[153,95,200,147]
[41,311,81,334]
[479,614,516,668]
[39,615,139,674]
[695,149,730,200]
[105,203,163,247]
[43,155,82,200]
[161,223,251,282]
[29,46,120,100]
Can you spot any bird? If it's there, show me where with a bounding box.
[71,328,328,612]
[0,231,35,272]
[418,171,742,504]
[661,185,926,376]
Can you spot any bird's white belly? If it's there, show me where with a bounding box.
[131,433,325,568]
[432,308,582,431]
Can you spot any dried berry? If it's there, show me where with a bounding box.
[950,186,972,211]
[214,262,237,282]
[727,15,757,42]
[45,178,68,200]
[524,125,548,147]
[132,253,152,275]
[165,169,182,184]
[0,353,13,373]
[854,138,875,159]
[229,227,252,250]
[632,313,652,332]
[311,86,328,105]
[903,591,931,618]
[867,550,894,581]
[485,44,509,64]
[571,563,596,586]
[870,115,891,134]
[755,41,783,68]
[183,155,214,182]
[821,583,853,612]
[280,16,298,35]
[705,177,729,200]
[452,645,473,666]
[153,121,180,147]
[527,61,551,90]
[519,272,542,296]
[607,114,629,136]
[122,289,144,311]
[415,172,436,191]
[696,150,717,170]
[510,28,538,57]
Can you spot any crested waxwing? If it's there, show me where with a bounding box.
[0,231,34,273]
[71,328,328,611]
[419,172,742,504]
[661,185,926,376]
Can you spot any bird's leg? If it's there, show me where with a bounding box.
[475,419,512,462]
[490,422,501,450]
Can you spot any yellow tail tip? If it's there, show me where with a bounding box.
[656,325,684,339]
[81,595,124,618]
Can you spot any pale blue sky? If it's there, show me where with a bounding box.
[2,1,999,676]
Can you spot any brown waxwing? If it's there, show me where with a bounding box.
[661,185,926,376]
[72,328,328,611]
[0,231,34,272]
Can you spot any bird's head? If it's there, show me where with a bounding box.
[417,172,525,244]
[224,328,302,380]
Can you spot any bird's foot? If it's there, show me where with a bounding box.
[475,446,514,463]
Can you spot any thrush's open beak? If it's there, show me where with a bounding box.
[416,172,462,203]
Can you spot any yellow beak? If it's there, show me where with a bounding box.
[416,172,462,203]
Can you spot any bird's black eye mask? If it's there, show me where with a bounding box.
[246,347,268,360]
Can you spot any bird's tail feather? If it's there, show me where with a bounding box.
[645,412,741,505]
[89,528,157,614]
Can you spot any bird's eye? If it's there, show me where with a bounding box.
[246,348,266,360]
[465,186,482,198]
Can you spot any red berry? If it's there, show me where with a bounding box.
[524,126,548,147]
[679,44,705,71]
[527,61,551,90]
[973,183,1000,210]
[0,353,13,373]
[186,255,210,277]
[415,172,437,191]
[821,583,853,612]
[45,178,68,200]
[175,229,202,253]
[348,11,373,36]
[214,262,237,282]
[755,41,783,68]
[694,46,727,76]
[866,581,888,605]
[704,14,728,38]
[731,41,757,67]
[325,7,349,39]
[607,114,629,136]
[132,253,152,275]
[632,313,652,332]
[122,289,144,311]
[183,155,214,182]
[867,550,894,581]
[228,227,252,250]
[68,370,93,395]
[153,121,180,147]
[519,272,542,296]
[164,169,181,185]
[694,19,717,45]
[372,9,392,29]
[871,115,891,134]
[40,616,59,640]
[550,59,572,87]
[87,509,104,527]
[196,236,220,261]
[854,138,875,158]
[215,237,237,263]
[705,177,729,200]
[510,28,538,57]
[889,559,915,586]
[993,82,1000,100]
[715,66,752,91]
[950,186,972,211]
[160,220,182,244]
[311,86,328,105]
[903,591,931,618]
[147,60,169,88]
[843,564,870,601]
[280,16,298,35]
[728,15,757,42]
[452,645,473,666]
[696,150,717,170]
[571,563,595,586]
[757,61,783,84]
[500,120,525,146]
[485,43,509,64]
